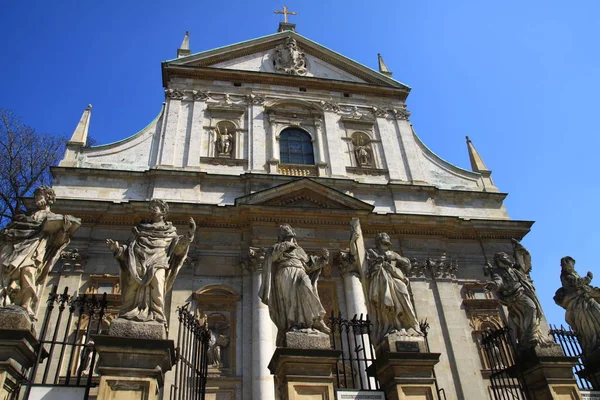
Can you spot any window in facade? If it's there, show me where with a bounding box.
[279,128,314,165]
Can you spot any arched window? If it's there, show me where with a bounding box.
[279,128,314,165]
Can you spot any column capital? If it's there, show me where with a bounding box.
[241,246,267,274]
[336,250,361,278]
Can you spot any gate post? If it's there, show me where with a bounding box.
[518,345,582,400]
[374,351,440,400]
[93,335,176,400]
[0,329,40,400]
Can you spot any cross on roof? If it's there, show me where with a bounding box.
[274,6,297,23]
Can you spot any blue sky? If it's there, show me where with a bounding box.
[1,0,599,326]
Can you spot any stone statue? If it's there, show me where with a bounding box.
[106,199,195,332]
[485,239,549,350]
[259,224,330,346]
[0,186,81,317]
[208,330,229,368]
[554,256,600,357]
[273,37,307,76]
[353,137,371,167]
[216,125,233,156]
[364,232,420,343]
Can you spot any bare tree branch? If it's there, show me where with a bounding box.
[0,108,66,228]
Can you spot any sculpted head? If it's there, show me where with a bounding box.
[560,256,575,273]
[375,232,392,249]
[278,224,296,242]
[33,185,56,210]
[493,252,512,268]
[149,199,169,221]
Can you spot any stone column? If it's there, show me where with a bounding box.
[94,335,176,400]
[246,247,276,400]
[375,351,441,400]
[0,328,40,400]
[268,348,341,400]
[518,346,582,400]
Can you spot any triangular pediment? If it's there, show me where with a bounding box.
[166,31,408,89]
[235,178,374,211]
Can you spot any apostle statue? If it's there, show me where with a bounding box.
[485,239,549,350]
[0,185,81,317]
[364,232,420,343]
[554,256,600,357]
[216,125,233,156]
[353,137,371,167]
[106,199,195,329]
[259,224,330,346]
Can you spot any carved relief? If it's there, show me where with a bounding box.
[273,37,307,76]
[192,90,209,101]
[351,132,373,168]
[246,94,265,105]
[408,257,458,279]
[165,88,185,100]
[241,246,267,273]
[391,107,411,121]
[371,107,388,118]
[60,248,89,271]
[320,101,341,113]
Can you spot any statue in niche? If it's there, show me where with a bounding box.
[362,232,420,343]
[0,186,81,317]
[554,256,600,357]
[273,37,307,76]
[106,199,195,329]
[215,124,233,156]
[485,239,550,350]
[352,134,372,167]
[259,224,330,346]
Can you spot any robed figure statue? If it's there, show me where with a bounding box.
[259,224,330,346]
[486,239,549,350]
[364,232,420,343]
[554,256,600,357]
[106,199,195,328]
[0,186,80,317]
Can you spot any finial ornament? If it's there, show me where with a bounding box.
[274,6,297,23]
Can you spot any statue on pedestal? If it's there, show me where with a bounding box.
[363,232,420,343]
[259,224,330,347]
[106,200,195,334]
[0,186,80,318]
[554,256,600,357]
[216,125,233,156]
[485,239,549,350]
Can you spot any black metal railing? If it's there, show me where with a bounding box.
[481,327,529,400]
[170,303,210,400]
[328,313,380,391]
[20,285,108,399]
[549,324,599,391]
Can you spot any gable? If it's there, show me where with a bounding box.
[167,31,408,90]
[235,178,374,211]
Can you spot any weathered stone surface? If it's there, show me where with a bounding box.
[0,306,34,333]
[284,330,330,349]
[108,318,167,340]
[377,330,427,354]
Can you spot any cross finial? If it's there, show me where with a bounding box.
[274,6,297,23]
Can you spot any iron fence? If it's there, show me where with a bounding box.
[328,313,380,391]
[549,324,599,391]
[19,285,108,400]
[170,303,210,400]
[481,327,530,400]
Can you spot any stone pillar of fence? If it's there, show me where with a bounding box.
[0,326,40,400]
[268,347,342,400]
[518,345,582,400]
[580,350,600,390]
[93,335,176,400]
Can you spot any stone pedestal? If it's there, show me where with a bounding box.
[268,348,342,400]
[94,335,176,400]
[375,351,440,400]
[578,348,600,390]
[518,345,582,400]
[0,329,41,400]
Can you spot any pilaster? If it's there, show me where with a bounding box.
[322,110,346,177]
[186,93,206,168]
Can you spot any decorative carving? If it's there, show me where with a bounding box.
[60,248,89,271]
[345,167,388,176]
[554,256,600,357]
[278,164,318,177]
[105,199,195,332]
[246,94,265,105]
[0,186,81,317]
[485,239,550,351]
[258,224,330,346]
[165,88,185,100]
[241,246,267,273]
[407,257,458,279]
[192,90,209,101]
[273,37,307,76]
[320,101,341,113]
[372,107,388,118]
[391,107,411,121]
[363,232,421,343]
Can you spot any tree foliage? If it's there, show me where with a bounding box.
[0,109,65,227]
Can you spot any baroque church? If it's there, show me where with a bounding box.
[30,15,560,400]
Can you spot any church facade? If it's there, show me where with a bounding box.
[45,21,538,400]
